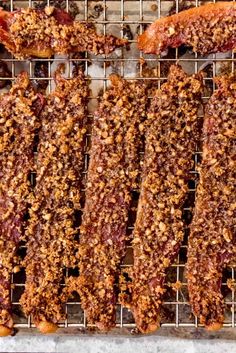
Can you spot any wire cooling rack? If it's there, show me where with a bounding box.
[2,0,236,333]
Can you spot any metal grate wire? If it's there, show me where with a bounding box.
[3,0,236,332]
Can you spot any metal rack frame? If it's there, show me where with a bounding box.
[4,0,236,333]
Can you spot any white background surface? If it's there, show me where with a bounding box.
[0,335,236,353]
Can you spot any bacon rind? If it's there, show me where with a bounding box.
[0,7,127,59]
[120,65,203,334]
[0,73,42,336]
[20,72,89,334]
[138,2,236,55]
[68,75,148,331]
[186,74,236,331]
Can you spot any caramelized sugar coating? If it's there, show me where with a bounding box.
[0,7,127,59]
[20,72,89,333]
[0,73,42,336]
[138,2,236,55]
[120,65,203,333]
[187,74,236,330]
[68,75,148,331]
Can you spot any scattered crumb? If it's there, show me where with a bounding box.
[151,4,158,12]
[227,279,236,291]
[171,281,182,292]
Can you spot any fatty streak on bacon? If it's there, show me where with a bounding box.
[20,72,89,334]
[69,75,147,331]
[138,2,236,55]
[187,74,236,331]
[120,65,203,334]
[0,7,127,59]
[0,73,43,336]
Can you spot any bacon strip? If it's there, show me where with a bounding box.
[120,65,203,334]
[186,74,236,331]
[0,73,43,336]
[0,7,127,59]
[20,72,89,334]
[138,2,236,55]
[68,75,147,331]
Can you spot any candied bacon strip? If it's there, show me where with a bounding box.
[186,74,236,331]
[120,65,203,334]
[68,75,147,331]
[20,72,89,334]
[0,7,127,59]
[0,73,43,337]
[138,2,236,55]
